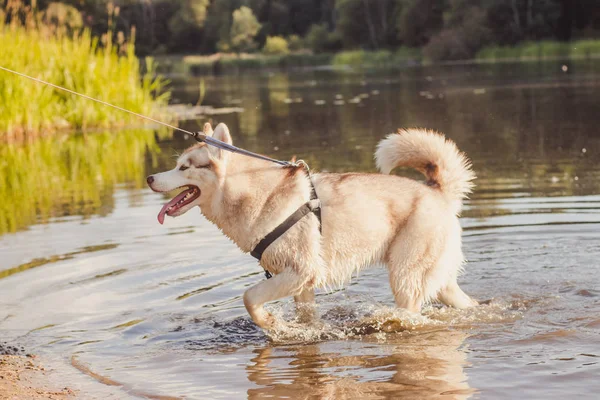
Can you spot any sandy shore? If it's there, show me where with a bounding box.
[0,343,76,400]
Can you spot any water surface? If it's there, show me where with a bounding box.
[1,62,600,399]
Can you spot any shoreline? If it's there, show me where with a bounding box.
[0,342,182,400]
[155,46,600,77]
[0,342,77,400]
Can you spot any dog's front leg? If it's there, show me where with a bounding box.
[294,289,315,323]
[243,269,308,330]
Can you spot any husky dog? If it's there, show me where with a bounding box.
[147,123,478,329]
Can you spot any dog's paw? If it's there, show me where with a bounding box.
[253,312,278,331]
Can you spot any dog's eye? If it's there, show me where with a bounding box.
[179,165,189,171]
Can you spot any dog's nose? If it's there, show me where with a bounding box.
[146,175,154,185]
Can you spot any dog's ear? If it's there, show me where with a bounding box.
[203,122,213,136]
[209,123,232,161]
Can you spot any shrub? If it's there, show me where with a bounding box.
[287,34,304,51]
[423,29,471,61]
[306,24,342,53]
[332,50,366,66]
[423,7,491,62]
[332,49,420,68]
[306,24,328,53]
[263,35,289,55]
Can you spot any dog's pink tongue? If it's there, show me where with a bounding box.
[157,198,178,225]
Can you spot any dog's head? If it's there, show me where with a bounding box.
[146,122,231,224]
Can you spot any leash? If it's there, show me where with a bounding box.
[0,65,298,168]
[0,65,320,279]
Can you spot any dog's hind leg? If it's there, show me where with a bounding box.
[294,289,315,323]
[437,280,478,309]
[385,231,441,314]
[386,255,428,313]
[243,269,311,330]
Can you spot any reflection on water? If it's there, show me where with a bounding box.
[246,330,473,400]
[1,61,600,399]
[0,128,170,235]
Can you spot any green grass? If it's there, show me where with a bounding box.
[158,39,600,77]
[331,48,421,68]
[0,16,169,141]
[157,52,334,76]
[476,40,600,61]
[0,128,169,235]
[156,49,421,76]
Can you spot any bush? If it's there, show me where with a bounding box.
[332,49,421,68]
[263,36,289,55]
[306,24,328,53]
[306,24,342,53]
[394,47,422,62]
[287,34,304,51]
[423,29,471,61]
[332,50,366,66]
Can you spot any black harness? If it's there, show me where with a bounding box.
[250,177,321,279]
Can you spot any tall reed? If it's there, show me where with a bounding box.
[0,2,169,141]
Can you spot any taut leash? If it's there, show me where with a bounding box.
[0,65,299,168]
[1,65,320,280]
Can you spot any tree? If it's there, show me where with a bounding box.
[334,0,398,49]
[486,0,563,44]
[306,23,342,52]
[396,0,445,47]
[167,0,210,52]
[227,6,261,52]
[249,0,290,39]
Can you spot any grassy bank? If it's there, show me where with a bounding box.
[156,39,600,76]
[476,40,600,62]
[156,48,422,76]
[0,128,169,235]
[0,12,169,141]
[156,52,334,76]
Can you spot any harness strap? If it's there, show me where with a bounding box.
[251,178,322,279]
[309,179,322,234]
[251,198,321,262]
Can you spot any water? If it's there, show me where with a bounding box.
[1,61,600,399]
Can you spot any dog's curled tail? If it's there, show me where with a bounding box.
[375,128,475,206]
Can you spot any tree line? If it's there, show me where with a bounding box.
[4,0,600,60]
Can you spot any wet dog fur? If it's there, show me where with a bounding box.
[147,123,478,329]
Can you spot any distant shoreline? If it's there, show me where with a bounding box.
[155,39,600,77]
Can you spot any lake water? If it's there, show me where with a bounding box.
[1,61,600,399]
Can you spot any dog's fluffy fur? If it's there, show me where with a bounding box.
[148,123,478,329]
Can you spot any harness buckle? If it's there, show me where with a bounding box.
[307,199,321,211]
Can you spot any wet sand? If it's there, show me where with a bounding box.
[0,343,76,400]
